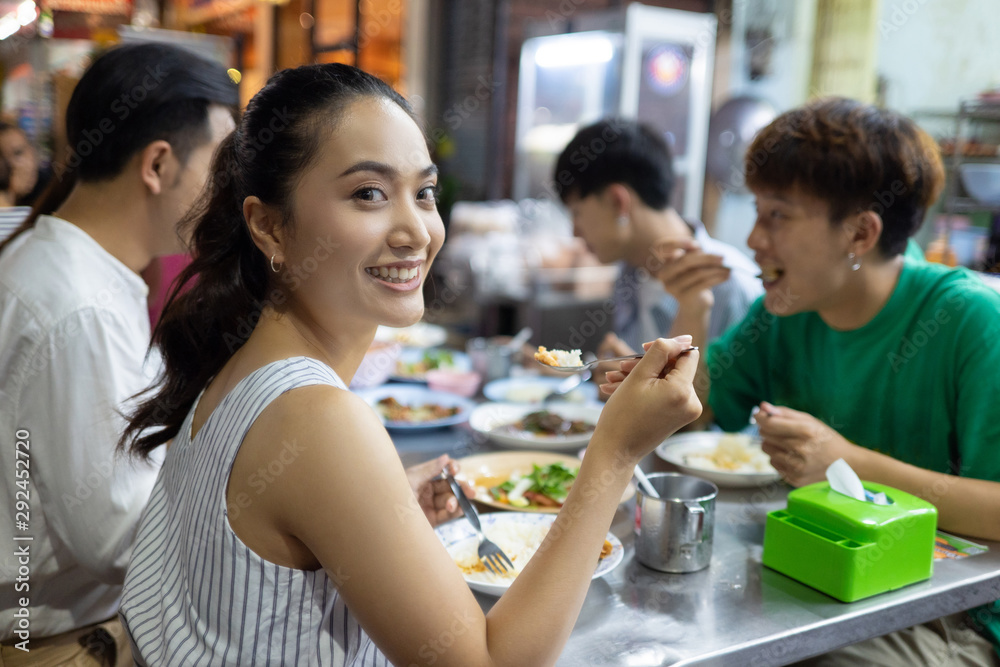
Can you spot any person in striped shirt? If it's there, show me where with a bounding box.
[118,63,703,666]
[0,150,30,242]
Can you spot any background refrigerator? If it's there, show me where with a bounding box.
[514,3,716,221]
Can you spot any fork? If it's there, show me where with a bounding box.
[443,471,514,576]
[537,347,698,372]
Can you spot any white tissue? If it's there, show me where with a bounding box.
[825,459,891,505]
[826,458,865,501]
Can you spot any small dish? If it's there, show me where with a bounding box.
[482,376,599,404]
[468,402,603,451]
[391,348,472,383]
[354,385,476,430]
[426,369,481,397]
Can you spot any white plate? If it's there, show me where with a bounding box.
[655,432,782,488]
[354,385,476,430]
[482,376,599,404]
[469,402,603,451]
[435,512,623,596]
[390,348,472,382]
[374,323,447,348]
[456,451,635,513]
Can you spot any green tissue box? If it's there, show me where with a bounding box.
[762,481,937,602]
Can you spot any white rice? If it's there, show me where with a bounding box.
[450,521,550,585]
[684,433,774,473]
[548,349,583,367]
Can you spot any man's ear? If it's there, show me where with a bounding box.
[845,210,883,257]
[244,195,285,264]
[604,183,633,217]
[139,140,175,196]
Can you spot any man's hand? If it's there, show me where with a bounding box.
[653,239,730,311]
[405,455,476,527]
[755,402,856,487]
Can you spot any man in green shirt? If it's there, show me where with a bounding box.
[694,98,1000,665]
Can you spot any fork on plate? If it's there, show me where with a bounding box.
[443,471,514,576]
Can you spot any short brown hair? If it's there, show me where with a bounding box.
[744,97,944,256]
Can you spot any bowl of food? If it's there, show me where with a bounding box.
[959,163,1000,205]
[425,369,482,398]
[349,341,401,389]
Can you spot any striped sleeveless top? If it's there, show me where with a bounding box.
[120,357,390,666]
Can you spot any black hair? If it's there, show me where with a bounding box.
[745,97,945,257]
[553,119,676,210]
[0,42,239,254]
[120,63,413,459]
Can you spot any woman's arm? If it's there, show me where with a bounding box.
[235,339,700,667]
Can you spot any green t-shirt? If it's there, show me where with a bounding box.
[904,237,925,262]
[707,258,1000,651]
[708,258,1000,479]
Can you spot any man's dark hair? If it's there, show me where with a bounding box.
[745,97,945,257]
[0,42,239,254]
[66,42,239,181]
[553,119,675,210]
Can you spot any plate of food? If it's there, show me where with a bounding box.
[459,451,634,512]
[354,385,476,430]
[482,376,599,404]
[655,432,782,488]
[468,402,602,451]
[374,322,448,349]
[391,347,472,382]
[435,512,624,596]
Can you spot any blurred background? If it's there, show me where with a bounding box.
[1,0,997,348]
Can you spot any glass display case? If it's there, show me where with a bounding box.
[513,4,716,221]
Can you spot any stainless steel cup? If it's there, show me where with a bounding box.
[635,473,718,573]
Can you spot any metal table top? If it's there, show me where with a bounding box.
[392,423,1000,667]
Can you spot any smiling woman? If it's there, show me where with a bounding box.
[114,62,703,667]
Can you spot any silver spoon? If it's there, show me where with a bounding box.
[536,347,698,372]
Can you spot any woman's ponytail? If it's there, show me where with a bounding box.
[120,131,270,457]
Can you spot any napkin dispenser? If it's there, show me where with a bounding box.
[762,481,937,602]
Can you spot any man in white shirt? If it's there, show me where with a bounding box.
[0,43,237,666]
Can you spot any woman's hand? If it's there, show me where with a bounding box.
[590,333,636,399]
[405,454,475,527]
[754,402,857,486]
[653,239,730,311]
[595,336,702,462]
